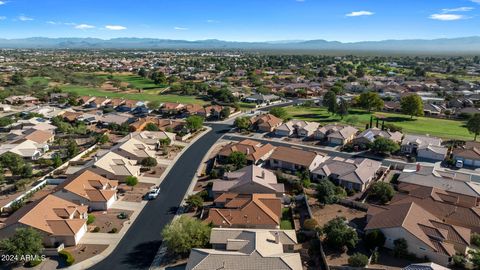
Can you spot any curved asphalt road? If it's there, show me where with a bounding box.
[89,123,231,270]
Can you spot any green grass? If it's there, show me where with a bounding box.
[26,76,50,85]
[61,85,207,104]
[427,72,480,83]
[280,208,294,230]
[286,106,472,140]
[95,74,168,90]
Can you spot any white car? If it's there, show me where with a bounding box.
[147,186,161,200]
[455,160,464,168]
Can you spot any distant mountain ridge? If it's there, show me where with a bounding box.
[0,37,480,53]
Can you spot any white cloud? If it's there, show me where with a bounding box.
[18,15,33,21]
[471,0,480,4]
[296,0,305,2]
[206,19,220,23]
[174,26,188,30]
[75,24,95,29]
[346,11,374,17]
[0,16,6,20]
[46,21,58,25]
[429,13,467,21]
[0,1,6,5]
[105,25,127,30]
[442,7,474,12]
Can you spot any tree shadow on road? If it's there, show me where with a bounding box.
[121,240,162,269]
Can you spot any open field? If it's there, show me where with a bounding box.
[94,73,168,90]
[286,106,473,140]
[26,76,50,85]
[427,72,480,83]
[61,85,207,104]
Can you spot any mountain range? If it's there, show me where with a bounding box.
[0,37,480,54]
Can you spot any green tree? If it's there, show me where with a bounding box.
[393,238,409,258]
[141,157,158,167]
[401,94,424,119]
[234,116,250,131]
[219,107,231,120]
[316,180,343,205]
[323,91,337,115]
[147,100,161,110]
[472,232,480,247]
[467,113,480,141]
[186,115,204,131]
[97,134,110,144]
[370,182,395,204]
[145,122,159,131]
[348,253,369,267]
[66,139,79,158]
[322,217,359,251]
[371,137,399,155]
[161,216,211,255]
[365,229,386,249]
[186,194,204,211]
[0,227,44,262]
[228,151,247,170]
[337,99,349,119]
[358,92,384,112]
[11,72,26,85]
[0,152,26,174]
[269,107,288,120]
[125,176,138,186]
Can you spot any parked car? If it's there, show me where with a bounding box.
[147,186,161,200]
[456,160,464,168]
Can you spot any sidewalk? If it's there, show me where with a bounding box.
[67,127,212,270]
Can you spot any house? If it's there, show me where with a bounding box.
[250,114,283,132]
[314,125,358,145]
[0,139,49,160]
[297,122,320,137]
[118,131,176,147]
[353,127,403,146]
[403,262,450,270]
[185,228,301,270]
[401,134,447,161]
[268,146,327,172]
[129,117,186,133]
[85,97,110,108]
[311,157,382,191]
[0,195,88,247]
[185,104,207,117]
[217,139,275,165]
[55,170,118,210]
[423,103,444,116]
[397,166,480,198]
[99,112,133,126]
[205,193,281,229]
[89,152,141,181]
[243,94,280,105]
[62,111,83,123]
[161,102,185,114]
[4,95,39,105]
[113,137,157,162]
[275,120,305,137]
[23,129,55,144]
[365,202,470,266]
[212,165,284,198]
[453,141,480,167]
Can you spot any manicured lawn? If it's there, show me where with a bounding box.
[26,76,50,85]
[427,72,480,83]
[280,208,294,230]
[286,106,472,140]
[95,73,168,90]
[61,85,207,104]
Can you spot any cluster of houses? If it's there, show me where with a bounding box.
[249,113,451,162]
[365,165,480,266]
[0,125,176,248]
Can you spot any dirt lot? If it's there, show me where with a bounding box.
[143,165,167,177]
[27,185,57,202]
[309,199,366,228]
[88,209,134,233]
[64,244,108,264]
[118,182,154,202]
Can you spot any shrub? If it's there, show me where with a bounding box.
[109,228,118,233]
[92,227,100,233]
[303,219,318,231]
[369,182,395,204]
[452,254,466,268]
[125,176,138,186]
[25,257,43,267]
[59,250,75,266]
[87,214,96,225]
[371,251,380,264]
[393,238,409,258]
[348,253,369,267]
[141,157,158,167]
[365,229,386,249]
[472,232,480,247]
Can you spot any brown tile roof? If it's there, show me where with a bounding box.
[250,114,283,129]
[58,170,118,202]
[218,139,275,163]
[269,146,325,167]
[23,130,54,144]
[4,195,87,236]
[366,202,469,256]
[453,141,480,160]
[206,194,281,227]
[62,111,83,122]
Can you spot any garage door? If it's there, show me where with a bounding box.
[465,159,474,166]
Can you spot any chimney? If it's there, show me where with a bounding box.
[261,170,265,179]
[274,232,280,244]
[246,148,250,155]
[416,163,421,172]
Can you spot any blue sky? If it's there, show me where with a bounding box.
[0,0,479,42]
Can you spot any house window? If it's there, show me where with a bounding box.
[419,247,426,251]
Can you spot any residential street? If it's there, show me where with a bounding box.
[88,124,231,270]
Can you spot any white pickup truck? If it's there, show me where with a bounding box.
[147,186,161,200]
